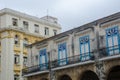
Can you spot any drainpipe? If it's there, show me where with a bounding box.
[48,50,55,80]
[72,32,75,57]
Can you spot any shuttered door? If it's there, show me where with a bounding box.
[106,27,119,56]
[39,49,47,69]
[80,36,90,61]
[58,43,67,65]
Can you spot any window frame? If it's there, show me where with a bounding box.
[34,24,39,33]
[53,29,57,35]
[14,55,20,65]
[45,27,49,35]
[12,18,18,26]
[79,35,90,61]
[23,21,29,30]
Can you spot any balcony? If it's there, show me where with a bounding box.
[14,44,21,52]
[99,45,120,61]
[22,45,120,76]
[22,52,94,76]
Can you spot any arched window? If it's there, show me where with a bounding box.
[14,35,19,45]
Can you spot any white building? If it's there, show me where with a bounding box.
[0,8,61,80]
[23,12,120,80]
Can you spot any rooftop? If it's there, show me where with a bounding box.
[0,8,61,29]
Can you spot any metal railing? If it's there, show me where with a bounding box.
[22,45,120,75]
[99,45,120,58]
[22,52,93,75]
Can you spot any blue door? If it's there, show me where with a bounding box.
[39,49,47,70]
[58,42,67,65]
[79,36,90,61]
[106,27,120,55]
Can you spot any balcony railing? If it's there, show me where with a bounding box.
[99,45,120,58]
[22,52,93,75]
[22,45,120,75]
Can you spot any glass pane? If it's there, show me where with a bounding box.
[40,55,46,69]
[108,37,113,55]
[41,56,45,64]
[62,49,66,59]
[81,45,84,54]
[108,37,113,47]
[113,36,119,54]
[85,43,90,60]
[85,43,89,53]
[63,49,67,65]
[113,36,118,47]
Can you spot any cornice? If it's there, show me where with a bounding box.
[0,8,61,29]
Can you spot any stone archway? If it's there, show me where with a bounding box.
[58,74,72,80]
[41,78,48,80]
[80,70,99,80]
[107,65,120,80]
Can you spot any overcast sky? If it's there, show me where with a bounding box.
[0,0,120,32]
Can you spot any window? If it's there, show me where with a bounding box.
[34,24,39,33]
[23,57,27,66]
[106,26,119,55]
[45,27,49,35]
[79,36,90,61]
[39,49,47,69]
[14,55,20,65]
[58,42,67,65]
[23,38,28,48]
[14,75,19,80]
[23,21,29,30]
[53,30,57,35]
[12,18,18,26]
[14,35,19,45]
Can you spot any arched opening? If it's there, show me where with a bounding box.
[59,74,72,80]
[107,65,120,80]
[41,78,48,80]
[80,70,99,80]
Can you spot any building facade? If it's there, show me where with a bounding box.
[0,8,61,80]
[23,12,120,80]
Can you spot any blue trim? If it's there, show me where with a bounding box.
[79,35,90,61]
[39,48,48,69]
[106,26,120,55]
[58,42,67,65]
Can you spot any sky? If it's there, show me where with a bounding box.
[0,0,120,32]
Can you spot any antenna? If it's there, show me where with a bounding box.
[47,9,49,19]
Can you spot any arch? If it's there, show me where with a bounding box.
[107,65,120,80]
[40,78,48,80]
[80,70,99,80]
[58,74,72,80]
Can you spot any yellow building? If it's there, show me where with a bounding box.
[0,8,61,80]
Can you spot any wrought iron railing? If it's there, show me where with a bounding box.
[99,44,120,58]
[22,45,120,75]
[22,52,93,75]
